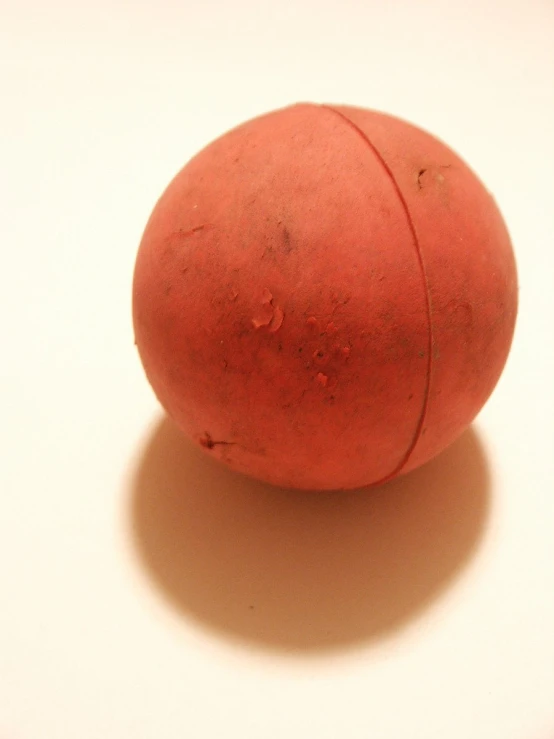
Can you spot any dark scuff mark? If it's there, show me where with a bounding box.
[282,226,293,254]
[199,432,235,450]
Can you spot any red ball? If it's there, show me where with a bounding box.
[132,104,517,490]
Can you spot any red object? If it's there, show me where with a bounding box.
[132,104,517,490]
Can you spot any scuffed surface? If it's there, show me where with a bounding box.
[133,103,517,489]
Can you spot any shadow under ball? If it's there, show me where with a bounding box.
[132,103,518,490]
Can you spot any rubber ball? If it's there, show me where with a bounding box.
[132,104,517,490]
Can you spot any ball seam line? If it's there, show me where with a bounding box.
[320,104,434,484]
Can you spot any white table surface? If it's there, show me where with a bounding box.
[1,1,553,737]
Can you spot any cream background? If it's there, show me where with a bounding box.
[1,1,553,737]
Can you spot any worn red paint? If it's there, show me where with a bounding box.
[133,103,517,490]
